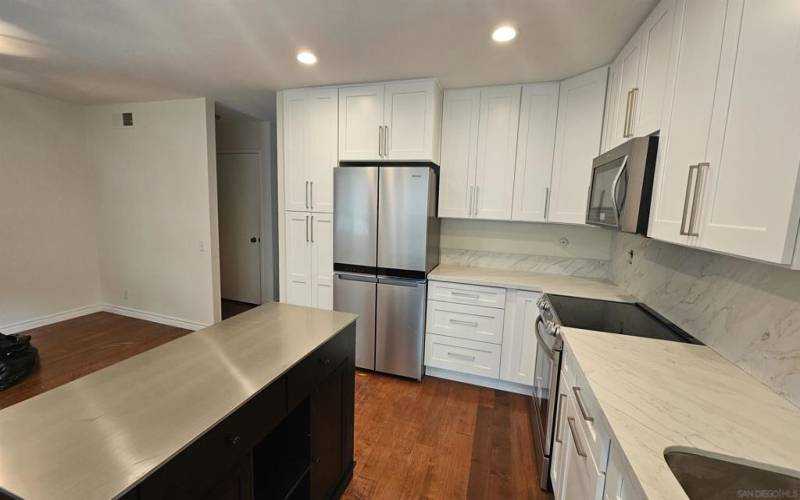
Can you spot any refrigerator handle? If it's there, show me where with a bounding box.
[335,272,378,283]
[377,276,426,287]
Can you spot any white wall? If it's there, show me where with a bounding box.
[84,98,220,328]
[0,87,102,331]
[215,108,278,302]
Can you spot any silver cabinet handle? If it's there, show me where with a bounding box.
[680,164,700,236]
[451,291,480,299]
[688,162,709,237]
[384,126,389,158]
[625,88,639,137]
[310,215,314,242]
[449,318,479,327]
[572,387,594,422]
[446,352,476,362]
[305,180,309,209]
[554,393,567,444]
[473,186,479,216]
[544,187,550,220]
[309,180,314,209]
[305,215,309,242]
[567,417,588,458]
[378,125,383,157]
[622,90,632,138]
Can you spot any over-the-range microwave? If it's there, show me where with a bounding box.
[586,135,659,234]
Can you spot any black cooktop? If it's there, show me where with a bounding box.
[547,294,702,344]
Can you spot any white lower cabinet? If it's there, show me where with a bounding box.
[283,211,333,309]
[499,290,541,385]
[424,334,501,378]
[426,300,505,345]
[604,444,644,500]
[558,394,606,500]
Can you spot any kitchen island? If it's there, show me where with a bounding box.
[0,303,357,500]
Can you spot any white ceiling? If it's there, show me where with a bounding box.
[0,0,656,118]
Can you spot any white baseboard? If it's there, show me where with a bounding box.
[1,303,210,334]
[103,304,210,331]
[0,304,105,334]
[425,366,533,396]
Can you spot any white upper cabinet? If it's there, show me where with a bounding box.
[283,87,337,213]
[338,80,441,162]
[698,0,800,264]
[549,66,608,225]
[649,0,727,245]
[609,36,643,148]
[438,88,480,218]
[512,83,559,222]
[438,85,520,220]
[338,84,384,161]
[474,85,521,220]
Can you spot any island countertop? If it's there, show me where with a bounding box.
[0,303,357,500]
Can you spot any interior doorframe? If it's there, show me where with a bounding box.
[217,148,266,304]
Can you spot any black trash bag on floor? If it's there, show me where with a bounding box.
[0,333,39,391]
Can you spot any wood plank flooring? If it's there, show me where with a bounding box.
[343,371,552,500]
[0,312,190,409]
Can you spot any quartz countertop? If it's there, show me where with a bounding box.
[0,303,357,500]
[561,328,800,500]
[428,264,635,302]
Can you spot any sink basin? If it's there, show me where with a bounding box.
[664,449,800,500]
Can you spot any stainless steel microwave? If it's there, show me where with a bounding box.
[586,136,659,234]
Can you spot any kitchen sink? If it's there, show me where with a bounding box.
[664,449,800,500]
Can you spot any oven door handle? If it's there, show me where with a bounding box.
[610,154,629,225]
[535,317,555,359]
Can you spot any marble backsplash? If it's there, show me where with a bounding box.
[440,248,610,279]
[611,232,800,408]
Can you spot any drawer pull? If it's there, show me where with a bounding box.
[446,351,476,362]
[572,386,594,422]
[451,291,480,299]
[567,417,587,458]
[449,318,479,327]
[226,434,241,446]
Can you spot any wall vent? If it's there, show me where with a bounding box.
[112,112,134,128]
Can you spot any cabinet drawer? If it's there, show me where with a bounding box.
[569,364,610,472]
[426,300,504,344]
[424,334,501,378]
[139,378,286,499]
[428,280,506,308]
[287,328,353,410]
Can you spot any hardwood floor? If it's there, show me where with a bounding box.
[0,312,190,409]
[343,371,552,500]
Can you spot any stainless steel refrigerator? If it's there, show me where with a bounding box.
[333,165,440,380]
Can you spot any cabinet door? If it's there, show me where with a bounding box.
[635,0,681,136]
[560,396,605,500]
[439,88,480,218]
[601,60,621,154]
[610,36,643,147]
[604,443,645,500]
[310,362,344,500]
[283,90,309,212]
[550,380,570,499]
[310,213,333,310]
[698,0,800,264]
[512,83,559,222]
[648,0,728,245]
[306,88,338,213]
[474,85,521,220]
[499,290,541,385]
[384,81,438,161]
[338,85,384,161]
[284,212,311,306]
[549,67,608,225]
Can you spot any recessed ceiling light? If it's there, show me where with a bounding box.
[297,51,317,65]
[492,25,517,43]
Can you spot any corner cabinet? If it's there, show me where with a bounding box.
[548,66,608,225]
[438,85,521,220]
[338,80,442,162]
[284,212,333,310]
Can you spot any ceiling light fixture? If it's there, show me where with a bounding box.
[296,51,317,65]
[492,25,517,43]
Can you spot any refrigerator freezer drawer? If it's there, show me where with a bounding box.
[333,272,377,370]
[375,277,427,380]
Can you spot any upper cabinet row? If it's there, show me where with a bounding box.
[438,67,608,224]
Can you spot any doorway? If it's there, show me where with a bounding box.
[218,152,262,314]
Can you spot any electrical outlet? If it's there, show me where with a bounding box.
[199,240,206,252]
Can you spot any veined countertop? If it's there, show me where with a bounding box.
[0,303,357,500]
[428,264,635,302]
[562,328,800,500]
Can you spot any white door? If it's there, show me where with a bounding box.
[611,37,643,146]
[338,85,384,161]
[474,85,521,220]
[698,0,800,264]
[635,0,681,136]
[306,88,338,213]
[218,153,262,304]
[499,290,541,385]
[384,81,436,161]
[310,213,334,310]
[549,67,608,225]
[439,88,480,218]
[284,212,311,306]
[512,83,559,222]
[283,90,309,212]
[648,0,728,245]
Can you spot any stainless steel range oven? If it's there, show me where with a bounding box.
[531,293,701,491]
